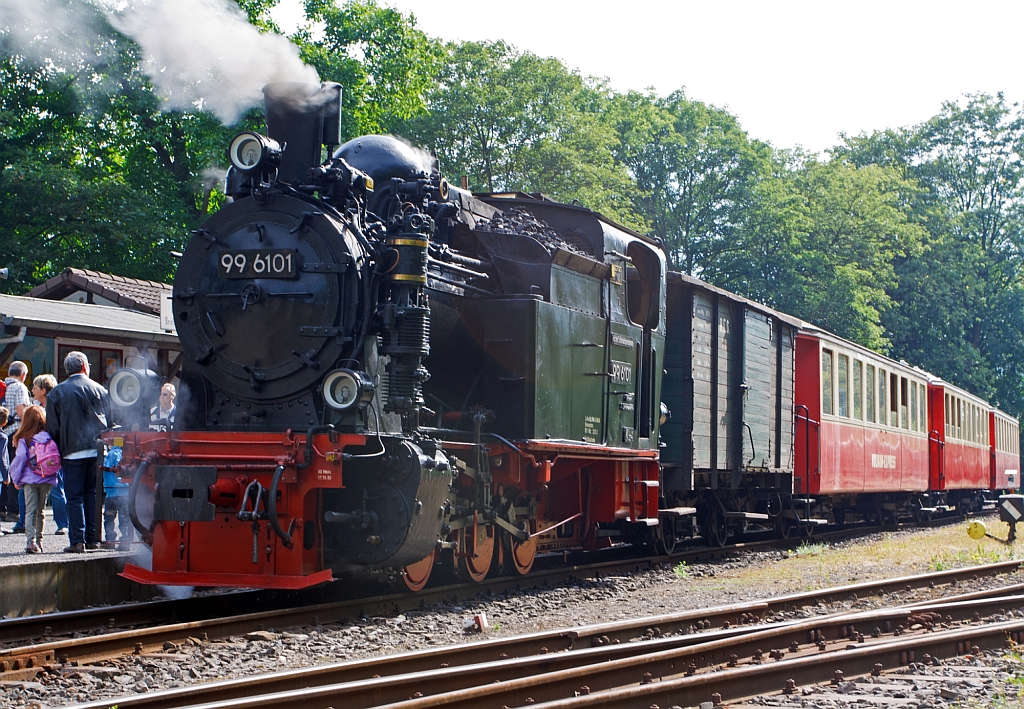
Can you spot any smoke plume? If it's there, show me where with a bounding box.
[0,0,320,124]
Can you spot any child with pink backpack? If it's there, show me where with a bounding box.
[9,405,61,553]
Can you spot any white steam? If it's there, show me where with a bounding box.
[0,0,116,76]
[0,0,320,124]
[102,0,319,122]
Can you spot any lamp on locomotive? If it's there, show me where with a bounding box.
[108,359,162,430]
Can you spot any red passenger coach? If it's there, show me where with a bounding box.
[990,409,1019,491]
[927,381,991,510]
[795,328,931,523]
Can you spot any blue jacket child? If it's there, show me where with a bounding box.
[103,447,127,497]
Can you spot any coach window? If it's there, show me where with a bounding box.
[853,360,862,419]
[822,349,834,416]
[890,373,899,427]
[838,354,849,417]
[878,369,887,426]
[900,377,908,429]
[957,399,962,440]
[910,382,918,432]
[920,387,927,432]
[866,364,875,423]
[945,394,951,437]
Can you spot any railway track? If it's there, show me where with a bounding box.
[53,563,1024,709]
[0,517,998,671]
[0,516,965,649]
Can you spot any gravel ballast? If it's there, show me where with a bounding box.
[4,517,1024,708]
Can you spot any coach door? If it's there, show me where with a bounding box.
[742,310,773,469]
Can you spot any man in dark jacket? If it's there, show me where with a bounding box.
[46,351,113,553]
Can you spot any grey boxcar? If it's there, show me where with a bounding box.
[660,271,801,547]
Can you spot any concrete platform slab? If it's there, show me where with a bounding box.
[0,511,160,617]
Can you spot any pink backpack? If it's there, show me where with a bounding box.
[30,438,62,478]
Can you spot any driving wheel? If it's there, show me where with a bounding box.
[401,551,435,592]
[457,515,495,582]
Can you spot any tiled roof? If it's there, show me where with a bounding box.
[0,293,177,344]
[26,268,172,315]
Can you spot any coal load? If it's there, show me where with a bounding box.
[476,207,589,257]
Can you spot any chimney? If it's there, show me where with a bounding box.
[262,82,342,185]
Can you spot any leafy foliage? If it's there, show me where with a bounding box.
[840,94,1024,411]
[399,40,642,228]
[0,0,437,290]
[299,0,442,139]
[3,4,1024,434]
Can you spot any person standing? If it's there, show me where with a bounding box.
[149,383,176,430]
[46,352,112,553]
[9,405,59,553]
[101,446,132,549]
[0,408,9,518]
[1,362,31,528]
[32,374,67,535]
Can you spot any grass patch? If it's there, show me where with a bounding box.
[929,544,1007,572]
[672,561,690,579]
[794,541,828,557]
[691,513,1019,597]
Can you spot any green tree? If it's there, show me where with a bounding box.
[710,156,924,351]
[0,0,439,292]
[840,94,1024,410]
[608,90,772,275]
[399,40,641,228]
[298,0,443,139]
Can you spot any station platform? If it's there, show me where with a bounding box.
[0,510,160,618]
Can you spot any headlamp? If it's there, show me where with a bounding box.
[322,369,375,411]
[109,369,143,407]
[228,132,282,174]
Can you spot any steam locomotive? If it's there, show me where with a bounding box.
[107,82,1019,591]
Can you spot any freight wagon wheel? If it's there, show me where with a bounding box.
[457,520,495,582]
[704,507,729,548]
[656,518,677,556]
[401,551,436,592]
[774,515,794,540]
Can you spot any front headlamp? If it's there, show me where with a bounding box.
[322,369,375,411]
[228,132,282,174]
[109,369,143,407]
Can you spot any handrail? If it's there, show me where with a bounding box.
[928,429,945,487]
[267,464,294,549]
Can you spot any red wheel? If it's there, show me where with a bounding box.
[507,533,537,575]
[457,518,495,582]
[401,551,435,592]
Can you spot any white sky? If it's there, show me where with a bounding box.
[271,0,1024,153]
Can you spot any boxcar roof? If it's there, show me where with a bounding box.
[665,271,804,328]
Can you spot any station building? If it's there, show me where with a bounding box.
[0,267,180,385]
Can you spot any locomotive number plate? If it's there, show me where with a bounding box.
[218,249,298,279]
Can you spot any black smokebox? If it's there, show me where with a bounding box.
[262,82,342,185]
